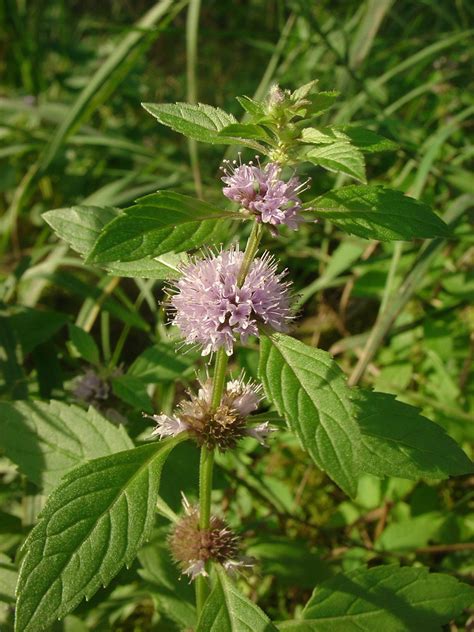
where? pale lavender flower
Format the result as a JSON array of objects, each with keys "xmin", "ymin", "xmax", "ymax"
[
  {"xmin": 225, "ymin": 377, "xmax": 261, "ymax": 416},
  {"xmin": 170, "ymin": 248, "xmax": 292, "ymax": 356},
  {"xmin": 149, "ymin": 414, "xmax": 188, "ymax": 439},
  {"xmin": 221, "ymin": 159, "xmax": 307, "ymax": 231},
  {"xmin": 246, "ymin": 421, "xmax": 275, "ymax": 446}
]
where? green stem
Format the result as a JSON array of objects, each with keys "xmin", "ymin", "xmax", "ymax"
[
  {"xmin": 195, "ymin": 445, "xmax": 214, "ymax": 614},
  {"xmin": 195, "ymin": 220, "xmax": 263, "ymax": 615},
  {"xmin": 237, "ymin": 222, "xmax": 263, "ymax": 286}
]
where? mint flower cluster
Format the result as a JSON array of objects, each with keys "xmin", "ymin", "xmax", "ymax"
[
  {"xmin": 170, "ymin": 247, "xmax": 291, "ymax": 356},
  {"xmin": 221, "ymin": 159, "xmax": 306, "ymax": 231}
]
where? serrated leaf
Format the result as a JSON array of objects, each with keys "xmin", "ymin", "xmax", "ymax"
[
  {"xmin": 354, "ymin": 390, "xmax": 473, "ymax": 480},
  {"xmin": 289, "ymin": 564, "xmax": 474, "ymax": 631},
  {"xmin": 236, "ymin": 95, "xmax": 266, "ymax": 119},
  {"xmin": 259, "ymin": 333, "xmax": 360, "ymax": 497},
  {"xmin": 305, "ymin": 91, "xmax": 339, "ymax": 117},
  {"xmin": 15, "ymin": 438, "xmax": 184, "ymax": 632},
  {"xmin": 309, "ymin": 185, "xmax": 451, "ymax": 240},
  {"xmin": 0, "ymin": 400, "xmax": 133, "ymax": 491},
  {"xmin": 43, "ymin": 206, "xmax": 118, "ymax": 255},
  {"xmin": 87, "ymin": 191, "xmax": 237, "ymax": 263},
  {"xmin": 305, "ymin": 141, "xmax": 367, "ymax": 183},
  {"xmin": 43, "ymin": 205, "xmax": 185, "ymax": 279},
  {"xmin": 68, "ymin": 324, "xmax": 100, "ymax": 365},
  {"xmin": 196, "ymin": 566, "xmax": 277, "ymax": 632},
  {"xmin": 300, "ymin": 127, "xmax": 349, "ymax": 145},
  {"xmin": 141, "ymin": 102, "xmax": 235, "ymax": 141}
]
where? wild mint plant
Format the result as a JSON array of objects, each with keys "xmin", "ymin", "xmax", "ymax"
[{"xmin": 11, "ymin": 82, "xmax": 473, "ymax": 631}]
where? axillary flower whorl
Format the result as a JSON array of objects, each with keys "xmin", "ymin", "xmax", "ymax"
[
  {"xmin": 221, "ymin": 158, "xmax": 308, "ymax": 232},
  {"xmin": 169, "ymin": 497, "xmax": 250, "ymax": 580},
  {"xmin": 170, "ymin": 247, "xmax": 292, "ymax": 357},
  {"xmin": 149, "ymin": 377, "xmax": 274, "ymax": 450}
]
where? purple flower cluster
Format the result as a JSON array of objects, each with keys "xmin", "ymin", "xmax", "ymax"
[
  {"xmin": 170, "ymin": 248, "xmax": 291, "ymax": 356},
  {"xmin": 221, "ymin": 160, "xmax": 306, "ymax": 231}
]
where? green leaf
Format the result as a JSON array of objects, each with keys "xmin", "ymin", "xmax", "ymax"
[
  {"xmin": 289, "ymin": 564, "xmax": 474, "ymax": 631},
  {"xmin": 43, "ymin": 206, "xmax": 184, "ymax": 279},
  {"xmin": 87, "ymin": 191, "xmax": 237, "ymax": 263},
  {"xmin": 218, "ymin": 123, "xmax": 275, "ymax": 145},
  {"xmin": 110, "ymin": 374, "xmax": 153, "ymax": 413},
  {"xmin": 305, "ymin": 141, "xmax": 367, "ymax": 183},
  {"xmin": 300, "ymin": 127, "xmax": 349, "ymax": 145},
  {"xmin": 9, "ymin": 307, "xmax": 68, "ymax": 355},
  {"xmin": 0, "ymin": 400, "xmax": 133, "ymax": 491},
  {"xmin": 235, "ymin": 95, "xmax": 266, "ymax": 119},
  {"xmin": 68, "ymin": 324, "xmax": 100, "ymax": 365},
  {"xmin": 15, "ymin": 438, "xmax": 184, "ymax": 632},
  {"xmin": 43, "ymin": 205, "xmax": 118, "ymax": 255},
  {"xmin": 259, "ymin": 333, "xmax": 360, "ymax": 497},
  {"xmin": 196, "ymin": 566, "xmax": 277, "ymax": 632},
  {"xmin": 354, "ymin": 390, "xmax": 473, "ymax": 480},
  {"xmin": 142, "ymin": 102, "xmax": 237, "ymax": 143},
  {"xmin": 128, "ymin": 342, "xmax": 198, "ymax": 382},
  {"xmin": 339, "ymin": 126, "xmax": 399, "ymax": 153},
  {"xmin": 305, "ymin": 91, "xmax": 340, "ymax": 117},
  {"xmin": 309, "ymin": 185, "xmax": 451, "ymax": 240}
]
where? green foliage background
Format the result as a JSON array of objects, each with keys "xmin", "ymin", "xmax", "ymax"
[{"xmin": 1, "ymin": 1, "xmax": 473, "ymax": 630}]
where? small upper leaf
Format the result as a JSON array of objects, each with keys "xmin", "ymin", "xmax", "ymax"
[
  {"xmin": 287, "ymin": 564, "xmax": 474, "ymax": 632},
  {"xmin": 196, "ymin": 567, "xmax": 277, "ymax": 632},
  {"xmin": 304, "ymin": 141, "xmax": 367, "ymax": 183},
  {"xmin": 142, "ymin": 102, "xmax": 267, "ymax": 151},
  {"xmin": 15, "ymin": 438, "xmax": 184, "ymax": 632},
  {"xmin": 309, "ymin": 185, "xmax": 451, "ymax": 240},
  {"xmin": 87, "ymin": 191, "xmax": 237, "ymax": 263},
  {"xmin": 142, "ymin": 102, "xmax": 237, "ymax": 143},
  {"xmin": 259, "ymin": 333, "xmax": 360, "ymax": 497},
  {"xmin": 354, "ymin": 390, "xmax": 473, "ymax": 480}
]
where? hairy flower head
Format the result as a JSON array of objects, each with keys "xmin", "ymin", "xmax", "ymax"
[
  {"xmin": 149, "ymin": 376, "xmax": 273, "ymax": 450},
  {"xmin": 221, "ymin": 159, "xmax": 307, "ymax": 231},
  {"xmin": 169, "ymin": 497, "xmax": 250, "ymax": 580},
  {"xmin": 170, "ymin": 247, "xmax": 292, "ymax": 356}
]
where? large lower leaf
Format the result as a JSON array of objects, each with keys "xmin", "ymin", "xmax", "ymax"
[
  {"xmin": 197, "ymin": 567, "xmax": 277, "ymax": 632},
  {"xmin": 259, "ymin": 333, "xmax": 360, "ymax": 497},
  {"xmin": 15, "ymin": 438, "xmax": 184, "ymax": 632},
  {"xmin": 0, "ymin": 400, "xmax": 133, "ymax": 491},
  {"xmin": 279, "ymin": 565, "xmax": 473, "ymax": 631},
  {"xmin": 354, "ymin": 390, "xmax": 472, "ymax": 480},
  {"xmin": 87, "ymin": 191, "xmax": 236, "ymax": 263},
  {"xmin": 43, "ymin": 205, "xmax": 184, "ymax": 279},
  {"xmin": 309, "ymin": 185, "xmax": 450, "ymax": 240}
]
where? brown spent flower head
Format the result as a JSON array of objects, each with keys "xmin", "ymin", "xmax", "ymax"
[{"xmin": 169, "ymin": 502, "xmax": 240, "ymax": 580}]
